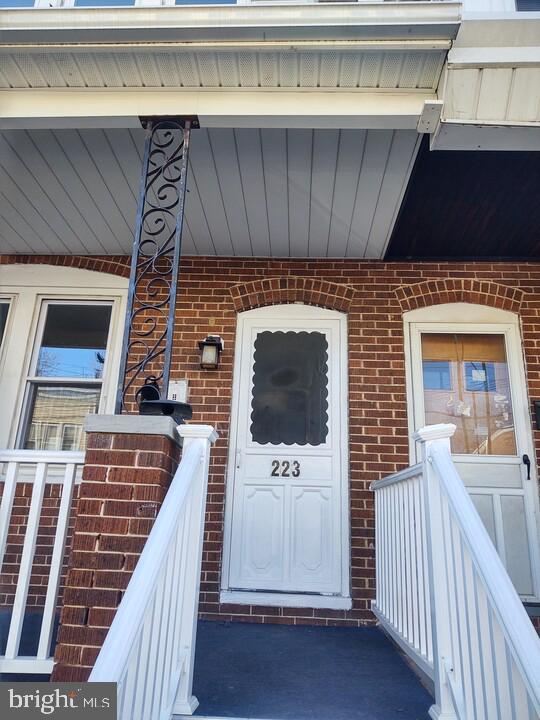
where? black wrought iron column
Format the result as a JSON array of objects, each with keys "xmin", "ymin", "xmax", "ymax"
[{"xmin": 115, "ymin": 116, "xmax": 197, "ymax": 416}]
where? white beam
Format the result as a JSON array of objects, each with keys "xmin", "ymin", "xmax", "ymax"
[
  {"xmin": 431, "ymin": 121, "xmax": 540, "ymax": 151},
  {"xmin": 0, "ymin": 90, "xmax": 434, "ymax": 130}
]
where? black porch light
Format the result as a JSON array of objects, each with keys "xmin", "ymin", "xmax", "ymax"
[{"xmin": 198, "ymin": 336, "xmax": 223, "ymax": 370}]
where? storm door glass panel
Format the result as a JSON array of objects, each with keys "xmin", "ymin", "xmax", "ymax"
[
  {"xmin": 421, "ymin": 333, "xmax": 517, "ymax": 456},
  {"xmin": 250, "ymin": 331, "xmax": 328, "ymax": 446},
  {"xmin": 23, "ymin": 303, "xmax": 112, "ymax": 451}
]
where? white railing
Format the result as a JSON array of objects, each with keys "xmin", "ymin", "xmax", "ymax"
[
  {"xmin": 0, "ymin": 449, "xmax": 85, "ymax": 675},
  {"xmin": 371, "ymin": 463, "xmax": 434, "ymax": 680},
  {"xmin": 372, "ymin": 424, "xmax": 540, "ymax": 720},
  {"xmin": 89, "ymin": 425, "xmax": 218, "ymax": 720}
]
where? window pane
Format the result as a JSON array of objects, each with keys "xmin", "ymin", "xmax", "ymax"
[
  {"xmin": 0, "ymin": 302, "xmax": 9, "ymax": 346},
  {"xmin": 74, "ymin": 0, "xmax": 134, "ymax": 5},
  {"xmin": 175, "ymin": 0, "xmax": 236, "ymax": 4},
  {"xmin": 0, "ymin": 1, "xmax": 35, "ymax": 6},
  {"xmin": 516, "ymin": 0, "xmax": 540, "ymax": 9},
  {"xmin": 250, "ymin": 331, "xmax": 328, "ymax": 446},
  {"xmin": 24, "ymin": 385, "xmax": 101, "ymax": 451},
  {"xmin": 36, "ymin": 304, "xmax": 111, "ymax": 379},
  {"xmin": 421, "ymin": 333, "xmax": 517, "ymax": 456}
]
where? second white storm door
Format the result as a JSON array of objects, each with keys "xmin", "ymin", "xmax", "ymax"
[
  {"xmin": 409, "ymin": 321, "xmax": 540, "ymax": 599},
  {"xmin": 225, "ymin": 305, "xmax": 348, "ymax": 598}
]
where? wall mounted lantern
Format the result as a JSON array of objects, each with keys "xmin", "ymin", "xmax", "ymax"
[{"xmin": 198, "ymin": 336, "xmax": 223, "ymax": 370}]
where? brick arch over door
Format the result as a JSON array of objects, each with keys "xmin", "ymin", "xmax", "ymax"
[
  {"xmin": 229, "ymin": 277, "xmax": 356, "ymax": 313},
  {"xmin": 0, "ymin": 254, "xmax": 130, "ymax": 278},
  {"xmin": 395, "ymin": 278, "xmax": 525, "ymax": 314}
]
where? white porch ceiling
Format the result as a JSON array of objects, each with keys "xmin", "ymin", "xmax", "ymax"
[{"xmin": 0, "ymin": 127, "xmax": 419, "ymax": 258}]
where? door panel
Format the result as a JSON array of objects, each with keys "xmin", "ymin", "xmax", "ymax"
[
  {"xmin": 234, "ymin": 485, "xmax": 285, "ymax": 586},
  {"xmin": 500, "ymin": 495, "xmax": 533, "ymax": 596},
  {"xmin": 291, "ymin": 486, "xmax": 335, "ymax": 588},
  {"xmin": 457, "ymin": 461, "xmax": 522, "ymax": 489},
  {"xmin": 225, "ymin": 307, "xmax": 348, "ymax": 598}
]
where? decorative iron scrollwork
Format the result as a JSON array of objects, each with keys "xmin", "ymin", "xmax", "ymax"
[{"xmin": 116, "ymin": 118, "xmax": 193, "ymax": 413}]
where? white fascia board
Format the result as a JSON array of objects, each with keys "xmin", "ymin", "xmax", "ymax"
[
  {"xmin": 448, "ymin": 46, "xmax": 540, "ymax": 66},
  {"xmin": 454, "ymin": 16, "xmax": 540, "ymax": 47},
  {"xmin": 0, "ymin": 3, "xmax": 461, "ymax": 45},
  {"xmin": 431, "ymin": 121, "xmax": 540, "ymax": 151},
  {"xmin": 0, "ymin": 88, "xmax": 435, "ymax": 130}
]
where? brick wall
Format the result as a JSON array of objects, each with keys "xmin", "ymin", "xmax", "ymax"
[
  {"xmin": 52, "ymin": 423, "xmax": 180, "ymax": 681},
  {"xmin": 2, "ymin": 255, "xmax": 540, "ymax": 630}
]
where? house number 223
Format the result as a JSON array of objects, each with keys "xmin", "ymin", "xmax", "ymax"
[{"xmin": 271, "ymin": 460, "xmax": 300, "ymax": 477}]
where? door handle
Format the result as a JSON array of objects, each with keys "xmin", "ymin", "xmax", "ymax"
[
  {"xmin": 523, "ymin": 454, "xmax": 531, "ymax": 481},
  {"xmin": 236, "ymin": 450, "xmax": 241, "ymax": 469}
]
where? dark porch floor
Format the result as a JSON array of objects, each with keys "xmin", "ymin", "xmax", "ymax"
[{"xmin": 190, "ymin": 620, "xmax": 433, "ymax": 720}]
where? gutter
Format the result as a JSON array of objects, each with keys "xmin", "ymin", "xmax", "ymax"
[{"xmin": 0, "ymin": 3, "xmax": 461, "ymax": 45}]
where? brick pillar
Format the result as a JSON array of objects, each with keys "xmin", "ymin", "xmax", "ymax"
[{"xmin": 52, "ymin": 415, "xmax": 181, "ymax": 681}]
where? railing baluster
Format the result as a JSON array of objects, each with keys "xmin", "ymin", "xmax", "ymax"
[
  {"xmin": 461, "ymin": 541, "xmax": 484, "ymax": 719},
  {"xmin": 473, "ymin": 572, "xmax": 494, "ymax": 718},
  {"xmin": 155, "ymin": 537, "xmax": 179, "ymax": 715},
  {"xmin": 374, "ymin": 489, "xmax": 381, "ymax": 612},
  {"xmin": 0, "ymin": 461, "xmax": 18, "ymax": 568},
  {"xmin": 404, "ymin": 480, "xmax": 413, "ymax": 645},
  {"xmin": 133, "ymin": 592, "xmax": 157, "ymax": 718},
  {"xmin": 37, "ymin": 462, "xmax": 77, "ymax": 660},
  {"xmin": 5, "ymin": 462, "xmax": 48, "ymax": 660}
]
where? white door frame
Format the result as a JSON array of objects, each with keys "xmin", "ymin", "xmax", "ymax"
[
  {"xmin": 220, "ymin": 303, "xmax": 351, "ymax": 610},
  {"xmin": 404, "ymin": 303, "xmax": 540, "ymax": 600}
]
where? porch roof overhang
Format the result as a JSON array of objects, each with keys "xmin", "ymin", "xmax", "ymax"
[{"xmin": 0, "ymin": 4, "xmax": 458, "ymax": 130}]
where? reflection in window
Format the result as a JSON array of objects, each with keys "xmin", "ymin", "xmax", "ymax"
[
  {"xmin": 74, "ymin": 0, "xmax": 134, "ymax": 5},
  {"xmin": 250, "ymin": 331, "xmax": 328, "ymax": 446},
  {"xmin": 422, "ymin": 361, "xmax": 451, "ymax": 391},
  {"xmin": 23, "ymin": 303, "xmax": 112, "ymax": 452},
  {"xmin": 37, "ymin": 304, "xmax": 111, "ymax": 379},
  {"xmin": 25, "ymin": 387, "xmax": 101, "ymax": 451},
  {"xmin": 421, "ymin": 333, "xmax": 517, "ymax": 456},
  {"xmin": 0, "ymin": 0, "xmax": 35, "ymax": 6}
]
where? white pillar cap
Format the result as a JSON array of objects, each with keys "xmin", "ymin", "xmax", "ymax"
[
  {"xmin": 177, "ymin": 424, "xmax": 219, "ymax": 443},
  {"xmin": 413, "ymin": 423, "xmax": 456, "ymax": 443}
]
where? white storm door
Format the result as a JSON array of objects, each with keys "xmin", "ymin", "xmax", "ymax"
[
  {"xmin": 227, "ymin": 307, "xmax": 346, "ymax": 596},
  {"xmin": 410, "ymin": 324, "xmax": 540, "ymax": 600}
]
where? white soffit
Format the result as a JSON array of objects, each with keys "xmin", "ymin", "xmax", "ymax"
[
  {"xmin": 0, "ymin": 48, "xmax": 447, "ymax": 92},
  {"xmin": 0, "ymin": 127, "xmax": 420, "ymax": 259}
]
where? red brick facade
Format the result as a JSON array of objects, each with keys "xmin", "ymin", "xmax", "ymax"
[
  {"xmin": 51, "ymin": 425, "xmax": 180, "ymax": 681},
  {"xmin": 2, "ymin": 255, "xmax": 540, "ymax": 631}
]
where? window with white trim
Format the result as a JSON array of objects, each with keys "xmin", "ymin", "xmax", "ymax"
[{"xmin": 20, "ymin": 301, "xmax": 113, "ymax": 452}]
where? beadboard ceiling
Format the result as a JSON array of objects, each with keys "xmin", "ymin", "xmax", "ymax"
[{"xmin": 0, "ymin": 127, "xmax": 420, "ymax": 258}]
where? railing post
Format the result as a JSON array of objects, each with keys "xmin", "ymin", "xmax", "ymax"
[
  {"xmin": 414, "ymin": 423, "xmax": 458, "ymax": 720},
  {"xmin": 173, "ymin": 424, "xmax": 218, "ymax": 715}
]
